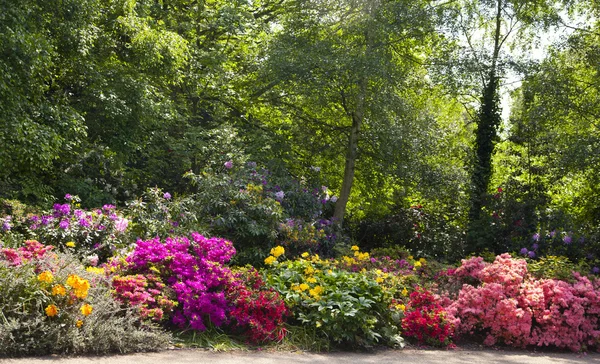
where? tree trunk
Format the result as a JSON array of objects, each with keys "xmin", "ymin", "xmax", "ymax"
[{"xmin": 333, "ymin": 77, "xmax": 366, "ymax": 224}]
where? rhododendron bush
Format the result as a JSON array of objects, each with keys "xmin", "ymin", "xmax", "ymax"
[{"xmin": 445, "ymin": 254, "xmax": 600, "ymax": 351}]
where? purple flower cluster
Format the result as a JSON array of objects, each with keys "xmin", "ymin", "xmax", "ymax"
[
  {"xmin": 124, "ymin": 233, "xmax": 237, "ymax": 331},
  {"xmin": 23, "ymin": 194, "xmax": 130, "ymax": 260}
]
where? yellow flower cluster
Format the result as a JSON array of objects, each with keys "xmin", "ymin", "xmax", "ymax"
[
  {"xmin": 66, "ymin": 274, "xmax": 90, "ymax": 299},
  {"xmin": 80, "ymin": 303, "xmax": 93, "ymax": 316},
  {"xmin": 393, "ymin": 303, "xmax": 406, "ymax": 311},
  {"xmin": 354, "ymin": 250, "xmax": 370, "ymax": 261},
  {"xmin": 270, "ymin": 246, "xmax": 285, "ymax": 258},
  {"xmin": 86, "ymin": 266, "xmax": 105, "ymax": 275},
  {"xmin": 301, "ymin": 252, "xmax": 309, "ymax": 258},
  {"xmin": 52, "ymin": 284, "xmax": 67, "ymax": 296},
  {"xmin": 264, "ymin": 255, "xmax": 277, "ymax": 265},
  {"xmin": 66, "ymin": 241, "xmax": 76, "ymax": 248},
  {"xmin": 37, "ymin": 271, "xmax": 54, "ymax": 283},
  {"xmin": 45, "ymin": 304, "xmax": 59, "ymax": 317},
  {"xmin": 309, "ymin": 285, "xmax": 323, "ymax": 299}
]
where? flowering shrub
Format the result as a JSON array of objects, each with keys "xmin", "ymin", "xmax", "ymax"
[
  {"xmin": 112, "ymin": 233, "xmax": 236, "ymax": 331},
  {"xmin": 4, "ymin": 195, "xmax": 131, "ymax": 262},
  {"xmin": 401, "ymin": 287, "xmax": 454, "ymax": 347},
  {"xmin": 276, "ymin": 218, "xmax": 342, "ymax": 258},
  {"xmin": 226, "ymin": 267, "xmax": 289, "ymax": 343},
  {"xmin": 0, "ymin": 240, "xmax": 170, "ymax": 356},
  {"xmin": 446, "ymin": 253, "xmax": 600, "ymax": 351},
  {"xmin": 111, "ymin": 234, "xmax": 289, "ymax": 343},
  {"xmin": 111, "ymin": 274, "xmax": 177, "ymax": 322},
  {"xmin": 264, "ymin": 250, "xmax": 403, "ymax": 348}
]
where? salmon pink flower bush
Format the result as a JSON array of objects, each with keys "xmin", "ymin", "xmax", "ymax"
[{"xmin": 445, "ymin": 253, "xmax": 600, "ymax": 351}]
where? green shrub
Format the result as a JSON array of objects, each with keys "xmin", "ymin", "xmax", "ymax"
[{"xmin": 264, "ymin": 251, "xmax": 402, "ymax": 348}]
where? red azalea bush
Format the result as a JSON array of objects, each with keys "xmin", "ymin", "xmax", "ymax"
[
  {"xmin": 446, "ymin": 253, "xmax": 600, "ymax": 351},
  {"xmin": 401, "ymin": 287, "xmax": 454, "ymax": 347},
  {"xmin": 226, "ymin": 267, "xmax": 289, "ymax": 343}
]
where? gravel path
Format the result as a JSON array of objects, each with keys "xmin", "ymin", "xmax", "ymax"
[{"xmin": 1, "ymin": 348, "xmax": 599, "ymax": 364}]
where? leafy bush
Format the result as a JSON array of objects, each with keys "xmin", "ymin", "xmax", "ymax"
[
  {"xmin": 124, "ymin": 187, "xmax": 204, "ymax": 241},
  {"xmin": 264, "ymin": 249, "xmax": 402, "ymax": 348},
  {"xmin": 0, "ymin": 240, "xmax": 170, "ymax": 356}
]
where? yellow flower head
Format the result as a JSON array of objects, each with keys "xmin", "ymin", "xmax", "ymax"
[
  {"xmin": 301, "ymin": 252, "xmax": 309, "ymax": 258},
  {"xmin": 270, "ymin": 246, "xmax": 285, "ymax": 258},
  {"xmin": 309, "ymin": 285, "xmax": 324, "ymax": 298},
  {"xmin": 86, "ymin": 266, "xmax": 105, "ymax": 275},
  {"xmin": 354, "ymin": 251, "xmax": 370, "ymax": 261},
  {"xmin": 66, "ymin": 241, "xmax": 76, "ymax": 248},
  {"xmin": 76, "ymin": 320, "xmax": 84, "ymax": 328},
  {"xmin": 37, "ymin": 271, "xmax": 54, "ymax": 284},
  {"xmin": 45, "ymin": 304, "xmax": 59, "ymax": 317},
  {"xmin": 413, "ymin": 261, "xmax": 422, "ymax": 268},
  {"xmin": 306, "ymin": 277, "xmax": 317, "ymax": 283},
  {"xmin": 351, "ymin": 245, "xmax": 359, "ymax": 251},
  {"xmin": 66, "ymin": 274, "xmax": 90, "ymax": 299},
  {"xmin": 80, "ymin": 303, "xmax": 93, "ymax": 316},
  {"xmin": 402, "ymin": 287, "xmax": 409, "ymax": 296},
  {"xmin": 299, "ymin": 283, "xmax": 309, "ymax": 291},
  {"xmin": 304, "ymin": 266, "xmax": 315, "ymax": 275},
  {"xmin": 264, "ymin": 255, "xmax": 277, "ymax": 265},
  {"xmin": 395, "ymin": 304, "xmax": 406, "ymax": 311},
  {"xmin": 52, "ymin": 284, "xmax": 66, "ymax": 296}
]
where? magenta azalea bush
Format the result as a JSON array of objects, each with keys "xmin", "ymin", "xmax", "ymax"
[
  {"xmin": 445, "ymin": 254, "xmax": 600, "ymax": 351},
  {"xmin": 110, "ymin": 232, "xmax": 288, "ymax": 343}
]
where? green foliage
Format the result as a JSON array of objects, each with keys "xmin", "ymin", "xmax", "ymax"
[
  {"xmin": 527, "ymin": 255, "xmax": 581, "ymax": 281},
  {"xmin": 125, "ymin": 187, "xmax": 204, "ymax": 241},
  {"xmin": 264, "ymin": 254, "xmax": 402, "ymax": 349}
]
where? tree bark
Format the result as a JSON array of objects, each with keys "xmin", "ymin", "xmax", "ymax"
[{"xmin": 333, "ymin": 76, "xmax": 366, "ymax": 224}]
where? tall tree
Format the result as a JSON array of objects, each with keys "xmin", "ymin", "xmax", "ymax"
[
  {"xmin": 251, "ymin": 0, "xmax": 441, "ymax": 224},
  {"xmin": 442, "ymin": 0, "xmax": 562, "ymax": 252}
]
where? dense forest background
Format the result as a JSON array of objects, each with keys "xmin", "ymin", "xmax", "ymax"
[{"xmin": 1, "ymin": 0, "xmax": 599, "ymax": 262}]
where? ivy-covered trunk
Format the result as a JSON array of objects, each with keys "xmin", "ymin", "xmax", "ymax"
[{"xmin": 467, "ymin": 0, "xmax": 503, "ymax": 252}]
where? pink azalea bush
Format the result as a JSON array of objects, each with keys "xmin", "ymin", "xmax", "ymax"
[{"xmin": 445, "ymin": 253, "xmax": 600, "ymax": 351}]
